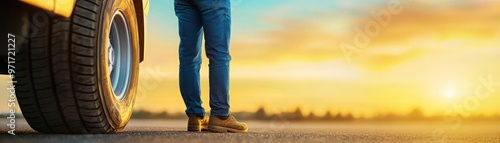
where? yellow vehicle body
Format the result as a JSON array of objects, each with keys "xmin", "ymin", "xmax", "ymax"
[{"xmin": 19, "ymin": 0, "xmax": 149, "ymax": 61}]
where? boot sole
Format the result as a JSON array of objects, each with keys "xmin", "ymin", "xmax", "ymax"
[
  {"xmin": 188, "ymin": 124, "xmax": 208, "ymax": 132},
  {"xmin": 208, "ymin": 125, "xmax": 248, "ymax": 133}
]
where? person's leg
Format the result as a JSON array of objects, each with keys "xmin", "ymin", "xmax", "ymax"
[
  {"xmin": 195, "ymin": 0, "xmax": 248, "ymax": 133},
  {"xmin": 175, "ymin": 0, "xmax": 205, "ymax": 117},
  {"xmin": 197, "ymin": 0, "xmax": 232, "ymax": 117}
]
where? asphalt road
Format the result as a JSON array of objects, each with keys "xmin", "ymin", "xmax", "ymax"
[{"xmin": 1, "ymin": 118, "xmax": 499, "ymax": 143}]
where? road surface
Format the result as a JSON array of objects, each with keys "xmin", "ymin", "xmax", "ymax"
[{"xmin": 1, "ymin": 118, "xmax": 499, "ymax": 143}]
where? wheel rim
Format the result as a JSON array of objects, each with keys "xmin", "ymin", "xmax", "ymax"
[{"xmin": 108, "ymin": 10, "xmax": 132, "ymax": 101}]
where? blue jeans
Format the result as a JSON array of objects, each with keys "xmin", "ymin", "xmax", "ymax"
[{"xmin": 174, "ymin": 0, "xmax": 231, "ymax": 117}]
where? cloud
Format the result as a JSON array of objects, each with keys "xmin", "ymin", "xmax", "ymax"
[
  {"xmin": 366, "ymin": 1, "xmax": 500, "ymax": 46},
  {"xmin": 336, "ymin": 0, "xmax": 500, "ymax": 71}
]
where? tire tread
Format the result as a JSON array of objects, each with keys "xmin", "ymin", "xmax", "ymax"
[{"xmin": 15, "ymin": 0, "xmax": 116, "ymax": 134}]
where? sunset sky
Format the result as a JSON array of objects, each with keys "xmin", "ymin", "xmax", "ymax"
[
  {"xmin": 135, "ymin": 0, "xmax": 500, "ymax": 117},
  {"xmin": 2, "ymin": 0, "xmax": 500, "ymax": 118}
]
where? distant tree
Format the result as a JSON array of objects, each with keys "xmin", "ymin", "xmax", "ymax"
[
  {"xmin": 344, "ymin": 113, "xmax": 354, "ymax": 121},
  {"xmin": 307, "ymin": 110, "xmax": 316, "ymax": 120},
  {"xmin": 132, "ymin": 110, "xmax": 153, "ymax": 119},
  {"xmin": 323, "ymin": 110, "xmax": 333, "ymax": 120},
  {"xmin": 408, "ymin": 107, "xmax": 423, "ymax": 120},
  {"xmin": 334, "ymin": 113, "xmax": 343, "ymax": 121},
  {"xmin": 382, "ymin": 112, "xmax": 398, "ymax": 120},
  {"xmin": 255, "ymin": 106, "xmax": 267, "ymax": 120},
  {"xmin": 292, "ymin": 107, "xmax": 304, "ymax": 120},
  {"xmin": 158, "ymin": 111, "xmax": 169, "ymax": 118}
]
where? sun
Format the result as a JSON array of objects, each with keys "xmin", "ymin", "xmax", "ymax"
[{"xmin": 444, "ymin": 88, "xmax": 455, "ymax": 98}]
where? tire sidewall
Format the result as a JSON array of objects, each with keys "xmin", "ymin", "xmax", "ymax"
[{"xmin": 98, "ymin": 0, "xmax": 139, "ymax": 131}]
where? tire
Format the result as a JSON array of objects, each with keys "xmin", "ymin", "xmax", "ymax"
[{"xmin": 14, "ymin": 0, "xmax": 140, "ymax": 133}]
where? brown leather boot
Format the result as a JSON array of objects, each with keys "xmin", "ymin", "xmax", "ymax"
[
  {"xmin": 187, "ymin": 115, "xmax": 208, "ymax": 131},
  {"xmin": 208, "ymin": 115, "xmax": 248, "ymax": 133}
]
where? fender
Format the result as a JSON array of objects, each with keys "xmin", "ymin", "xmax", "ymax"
[{"xmin": 18, "ymin": 0, "xmax": 148, "ymax": 62}]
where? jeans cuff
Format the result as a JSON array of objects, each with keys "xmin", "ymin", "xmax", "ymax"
[
  {"xmin": 186, "ymin": 112, "xmax": 205, "ymax": 117},
  {"xmin": 210, "ymin": 112, "xmax": 230, "ymax": 117}
]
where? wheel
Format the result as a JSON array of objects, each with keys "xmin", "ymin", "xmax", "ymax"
[{"xmin": 14, "ymin": 0, "xmax": 140, "ymax": 133}]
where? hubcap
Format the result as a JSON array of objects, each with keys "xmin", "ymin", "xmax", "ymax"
[{"xmin": 108, "ymin": 10, "xmax": 132, "ymax": 101}]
